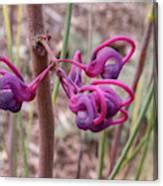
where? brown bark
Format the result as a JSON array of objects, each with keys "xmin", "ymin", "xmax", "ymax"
[{"xmin": 26, "ymin": 5, "xmax": 54, "ymax": 177}]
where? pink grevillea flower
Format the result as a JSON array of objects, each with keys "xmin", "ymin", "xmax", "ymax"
[
  {"xmin": 52, "ymin": 36, "xmax": 136, "ymax": 132},
  {"xmin": 85, "ymin": 36, "xmax": 136, "ymax": 79},
  {"xmin": 68, "ymin": 80, "xmax": 134, "ymax": 132},
  {"xmin": 57, "ymin": 64, "xmax": 134, "ymax": 132},
  {"xmin": 56, "ymin": 36, "xmax": 136, "ymax": 80},
  {"xmin": 0, "ymin": 56, "xmax": 54, "ymax": 112},
  {"xmin": 35, "ymin": 35, "xmax": 135, "ymax": 132}
]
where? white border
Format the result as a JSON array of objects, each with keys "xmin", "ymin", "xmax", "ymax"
[
  {"xmin": 0, "ymin": 0, "xmax": 155, "ymax": 5},
  {"xmin": 0, "ymin": 0, "xmax": 162, "ymax": 186}
]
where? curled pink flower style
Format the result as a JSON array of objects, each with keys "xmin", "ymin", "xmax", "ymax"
[
  {"xmin": 68, "ymin": 79, "xmax": 134, "ymax": 132},
  {"xmin": 0, "ymin": 56, "xmax": 54, "ymax": 112},
  {"xmin": 56, "ymin": 36, "xmax": 136, "ymax": 80},
  {"xmin": 85, "ymin": 36, "xmax": 136, "ymax": 79}
]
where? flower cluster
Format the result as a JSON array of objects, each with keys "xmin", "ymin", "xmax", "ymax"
[
  {"xmin": 54, "ymin": 36, "xmax": 135, "ymax": 132},
  {"xmin": 0, "ymin": 35, "xmax": 135, "ymax": 132}
]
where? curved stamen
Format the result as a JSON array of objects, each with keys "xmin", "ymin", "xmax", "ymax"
[
  {"xmin": 92, "ymin": 36, "xmax": 136, "ymax": 65},
  {"xmin": 79, "ymin": 85, "xmax": 107, "ymax": 126},
  {"xmin": 107, "ymin": 109, "xmax": 128, "ymax": 126},
  {"xmin": 91, "ymin": 79, "xmax": 134, "ymax": 107},
  {"xmin": 0, "ymin": 56, "xmax": 23, "ymax": 80}
]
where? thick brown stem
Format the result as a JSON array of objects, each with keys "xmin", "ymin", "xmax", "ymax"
[{"xmin": 26, "ymin": 5, "xmax": 54, "ymax": 177}]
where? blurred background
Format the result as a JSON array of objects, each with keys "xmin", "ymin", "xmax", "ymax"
[{"xmin": 0, "ymin": 2, "xmax": 156, "ymax": 180}]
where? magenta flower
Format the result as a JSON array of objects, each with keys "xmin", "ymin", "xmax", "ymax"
[
  {"xmin": 68, "ymin": 79, "xmax": 134, "ymax": 132},
  {"xmin": 85, "ymin": 36, "xmax": 136, "ymax": 79},
  {"xmin": 56, "ymin": 36, "xmax": 135, "ymax": 80},
  {"xmin": 54, "ymin": 36, "xmax": 136, "ymax": 132},
  {"xmin": 0, "ymin": 34, "xmax": 135, "ymax": 133},
  {"xmin": 0, "ymin": 56, "xmax": 54, "ymax": 112},
  {"xmin": 57, "ymin": 59, "xmax": 134, "ymax": 132},
  {"xmin": 86, "ymin": 47, "xmax": 123, "ymax": 79}
]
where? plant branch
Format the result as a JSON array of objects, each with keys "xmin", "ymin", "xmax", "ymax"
[{"xmin": 26, "ymin": 5, "xmax": 54, "ymax": 177}]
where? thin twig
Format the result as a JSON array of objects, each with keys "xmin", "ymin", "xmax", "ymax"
[
  {"xmin": 97, "ymin": 131, "xmax": 107, "ymax": 179},
  {"xmin": 132, "ymin": 21, "xmax": 153, "ymax": 92},
  {"xmin": 120, "ymin": 6, "xmax": 154, "ymax": 178},
  {"xmin": 108, "ymin": 6, "xmax": 154, "ymax": 177},
  {"xmin": 76, "ymin": 133, "xmax": 84, "ymax": 179},
  {"xmin": 108, "ymin": 83, "xmax": 154, "ymax": 179},
  {"xmin": 18, "ymin": 113, "xmax": 29, "ymax": 177},
  {"xmin": 2, "ymin": 5, "xmax": 18, "ymax": 177}
]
